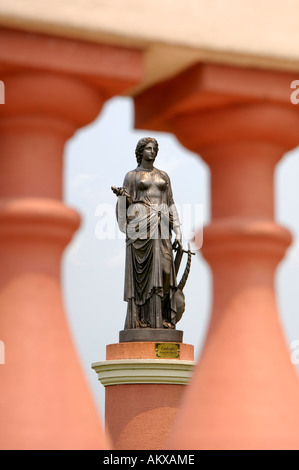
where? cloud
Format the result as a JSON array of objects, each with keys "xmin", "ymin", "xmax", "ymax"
[
  {"xmin": 64, "ymin": 237, "xmax": 88, "ymax": 267},
  {"xmin": 106, "ymin": 249, "xmax": 125, "ymax": 269},
  {"xmin": 71, "ymin": 173, "xmax": 100, "ymax": 189},
  {"xmin": 158, "ymin": 156, "xmax": 182, "ymax": 174}
]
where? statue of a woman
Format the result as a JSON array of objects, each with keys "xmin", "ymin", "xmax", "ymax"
[{"xmin": 112, "ymin": 137, "xmax": 183, "ymax": 331}]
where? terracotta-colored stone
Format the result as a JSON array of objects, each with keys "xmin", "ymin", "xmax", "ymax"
[
  {"xmin": 0, "ymin": 27, "xmax": 143, "ymax": 450},
  {"xmin": 106, "ymin": 383, "xmax": 187, "ymax": 450},
  {"xmin": 106, "ymin": 341, "xmax": 194, "ymax": 361},
  {"xmin": 103, "ymin": 342, "xmax": 195, "ymax": 450},
  {"xmin": 134, "ymin": 63, "xmax": 299, "ymax": 449}
]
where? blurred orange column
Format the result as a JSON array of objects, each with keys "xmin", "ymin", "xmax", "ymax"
[
  {"xmin": 134, "ymin": 64, "xmax": 299, "ymax": 449},
  {"xmin": 0, "ymin": 27, "xmax": 142, "ymax": 449}
]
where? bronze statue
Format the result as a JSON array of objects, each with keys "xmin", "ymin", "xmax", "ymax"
[{"xmin": 112, "ymin": 137, "xmax": 193, "ymax": 337}]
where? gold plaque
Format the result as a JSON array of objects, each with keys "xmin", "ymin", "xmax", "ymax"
[{"xmin": 155, "ymin": 343, "xmax": 180, "ymax": 359}]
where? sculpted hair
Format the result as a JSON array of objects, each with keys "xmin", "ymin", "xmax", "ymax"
[{"xmin": 135, "ymin": 137, "xmax": 159, "ymax": 165}]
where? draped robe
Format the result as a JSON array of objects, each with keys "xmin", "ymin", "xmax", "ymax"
[{"xmin": 116, "ymin": 167, "xmax": 181, "ymax": 329}]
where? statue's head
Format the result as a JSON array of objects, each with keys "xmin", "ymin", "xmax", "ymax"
[{"xmin": 135, "ymin": 137, "xmax": 159, "ymax": 165}]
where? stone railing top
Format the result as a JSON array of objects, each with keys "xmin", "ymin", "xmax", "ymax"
[{"xmin": 0, "ymin": 0, "xmax": 299, "ymax": 94}]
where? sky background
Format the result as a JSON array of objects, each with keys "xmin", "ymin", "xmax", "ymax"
[{"xmin": 62, "ymin": 95, "xmax": 299, "ymax": 420}]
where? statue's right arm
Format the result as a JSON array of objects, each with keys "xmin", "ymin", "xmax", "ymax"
[
  {"xmin": 111, "ymin": 186, "xmax": 130, "ymax": 199},
  {"xmin": 122, "ymin": 171, "xmax": 134, "ymax": 207},
  {"xmin": 114, "ymin": 171, "xmax": 135, "ymax": 233}
]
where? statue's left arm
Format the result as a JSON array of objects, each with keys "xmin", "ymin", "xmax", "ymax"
[{"xmin": 166, "ymin": 173, "xmax": 182, "ymax": 247}]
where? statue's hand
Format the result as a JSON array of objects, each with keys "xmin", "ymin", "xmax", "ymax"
[
  {"xmin": 111, "ymin": 186, "xmax": 121, "ymax": 196},
  {"xmin": 173, "ymin": 226, "xmax": 183, "ymax": 249},
  {"xmin": 111, "ymin": 186, "xmax": 130, "ymax": 198}
]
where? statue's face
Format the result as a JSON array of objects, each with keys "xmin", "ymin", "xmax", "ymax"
[{"xmin": 142, "ymin": 142, "xmax": 156, "ymax": 161}]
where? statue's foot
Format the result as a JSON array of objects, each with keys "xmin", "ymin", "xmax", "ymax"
[
  {"xmin": 138, "ymin": 320, "xmax": 150, "ymax": 328},
  {"xmin": 162, "ymin": 320, "xmax": 175, "ymax": 329}
]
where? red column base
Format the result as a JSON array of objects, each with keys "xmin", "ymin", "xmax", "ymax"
[{"xmin": 92, "ymin": 341, "xmax": 195, "ymax": 450}]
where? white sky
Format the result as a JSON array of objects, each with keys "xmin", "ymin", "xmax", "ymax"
[{"xmin": 62, "ymin": 95, "xmax": 299, "ymax": 420}]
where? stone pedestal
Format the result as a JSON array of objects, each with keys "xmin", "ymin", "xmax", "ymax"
[
  {"xmin": 119, "ymin": 328, "xmax": 184, "ymax": 343},
  {"xmin": 92, "ymin": 340, "xmax": 195, "ymax": 450}
]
